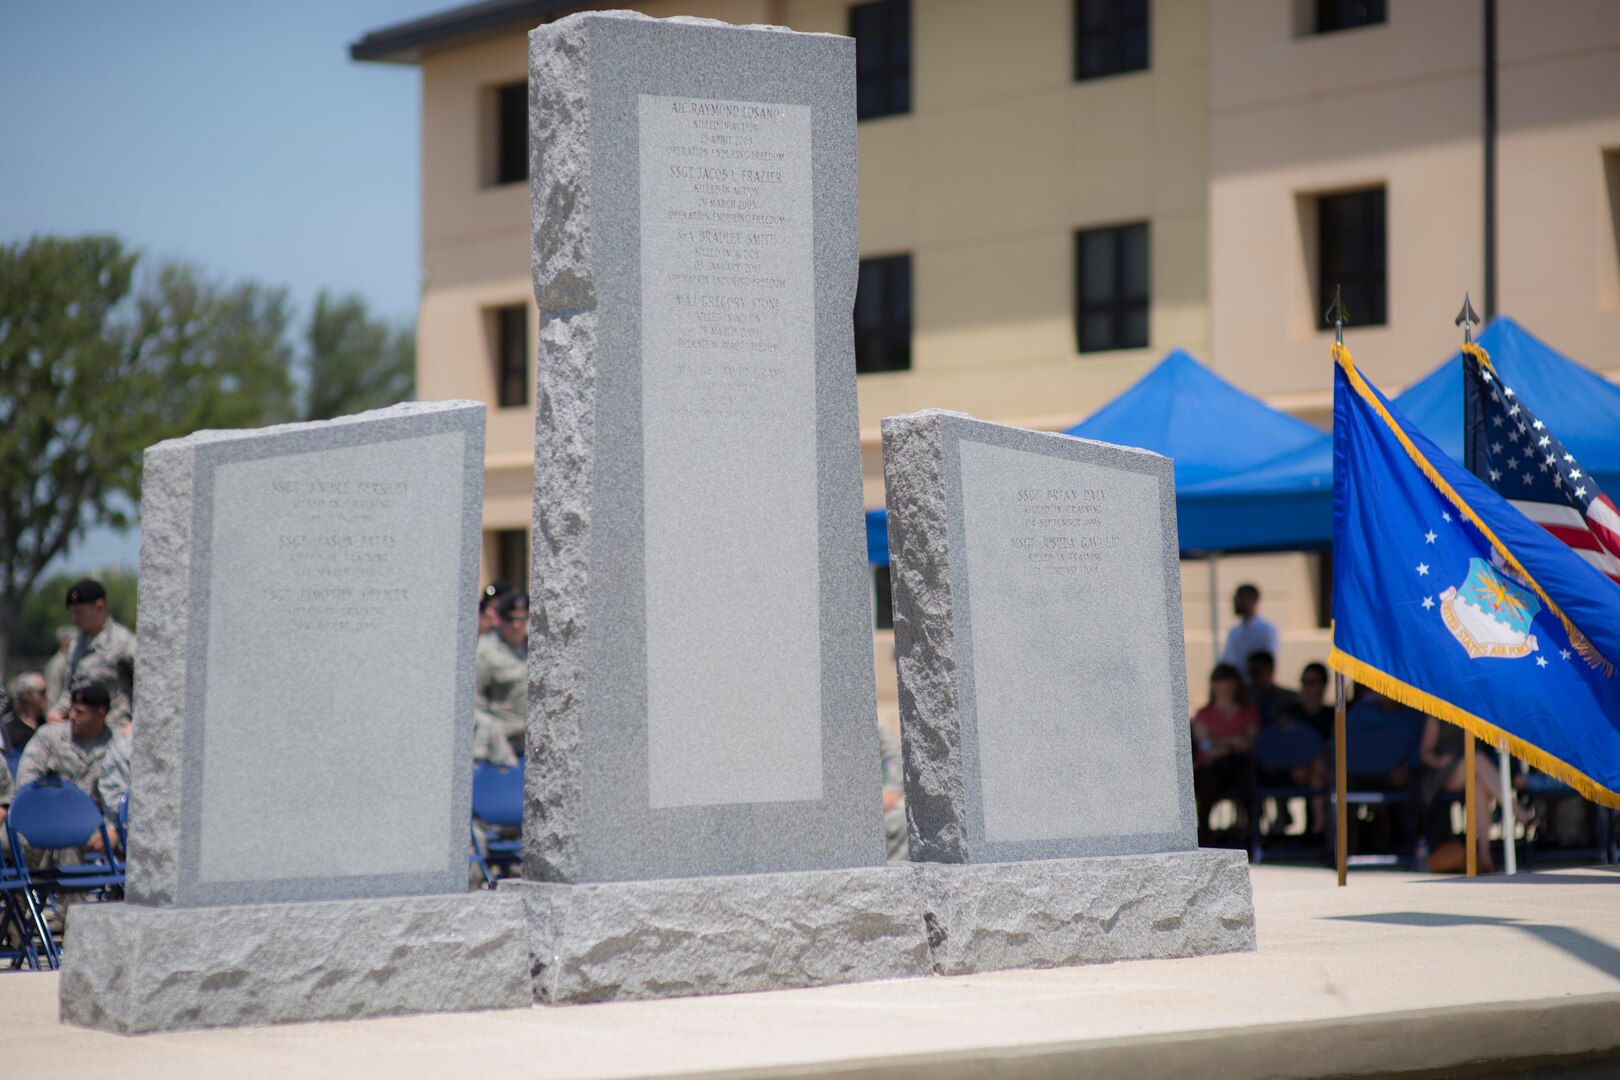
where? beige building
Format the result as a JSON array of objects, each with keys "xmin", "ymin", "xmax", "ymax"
[{"xmin": 354, "ymin": 0, "xmax": 1620, "ymax": 705}]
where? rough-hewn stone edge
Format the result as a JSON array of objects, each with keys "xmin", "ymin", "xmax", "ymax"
[
  {"xmin": 530, "ymin": 15, "xmax": 593, "ymax": 311},
  {"xmin": 882, "ymin": 410, "xmax": 972, "ymax": 863},
  {"xmin": 59, "ymin": 893, "xmax": 531, "ymax": 1035},
  {"xmin": 914, "ymin": 849, "xmax": 1256, "ymax": 977},
  {"xmin": 525, "ymin": 306, "xmax": 594, "ymax": 882},
  {"xmin": 503, "ymin": 866, "xmax": 932, "ymax": 1004},
  {"xmin": 125, "ymin": 441, "xmax": 193, "ymax": 905}
]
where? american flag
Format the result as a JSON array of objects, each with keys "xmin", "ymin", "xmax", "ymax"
[{"xmin": 1463, "ymin": 348, "xmax": 1620, "ymax": 585}]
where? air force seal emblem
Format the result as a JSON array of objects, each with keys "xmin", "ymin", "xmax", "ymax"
[{"xmin": 1438, "ymin": 557, "xmax": 1541, "ymax": 660}]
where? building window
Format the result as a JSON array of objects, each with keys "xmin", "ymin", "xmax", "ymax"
[
  {"xmin": 854, "ymin": 254, "xmax": 912, "ymax": 374},
  {"xmin": 491, "ymin": 81, "xmax": 527, "ymax": 186},
  {"xmin": 850, "ymin": 0, "xmax": 910, "ymax": 121},
  {"xmin": 1314, "ymin": 0, "xmax": 1385, "ymax": 34},
  {"xmin": 491, "ymin": 305, "xmax": 529, "ymax": 407},
  {"xmin": 494, "ymin": 529, "xmax": 529, "ymax": 591},
  {"xmin": 873, "ymin": 565, "xmax": 894, "ymax": 631},
  {"xmin": 1313, "ymin": 552, "xmax": 1333, "ymax": 630},
  {"xmin": 1317, "ymin": 188, "xmax": 1386, "ymax": 329},
  {"xmin": 1074, "ymin": 223, "xmax": 1149, "ymax": 353},
  {"xmin": 1074, "ymin": 0, "xmax": 1149, "ymax": 82}
]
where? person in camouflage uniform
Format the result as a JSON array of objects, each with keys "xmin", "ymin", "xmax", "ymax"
[
  {"xmin": 42, "ymin": 626, "xmax": 74, "ymax": 706},
  {"xmin": 476, "ymin": 591, "xmax": 528, "ymax": 756},
  {"xmin": 879, "ymin": 720, "xmax": 908, "ymax": 863},
  {"xmin": 11, "ymin": 684, "xmax": 122, "ymax": 869},
  {"xmin": 47, "ymin": 580, "xmax": 136, "ymax": 734}
]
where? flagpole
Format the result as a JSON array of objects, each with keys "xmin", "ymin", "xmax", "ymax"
[
  {"xmin": 1458, "ymin": 296, "xmax": 1482, "ymax": 879},
  {"xmin": 1329, "ymin": 286, "xmax": 1349, "ymax": 888},
  {"xmin": 1466, "ymin": 731, "xmax": 1479, "ymax": 876},
  {"xmin": 1500, "ymin": 741, "xmax": 1516, "ymax": 874}
]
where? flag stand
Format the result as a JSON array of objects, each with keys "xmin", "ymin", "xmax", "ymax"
[{"xmin": 1328, "ymin": 285, "xmax": 1349, "ymax": 888}]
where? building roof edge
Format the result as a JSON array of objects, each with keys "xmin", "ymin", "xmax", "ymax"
[{"xmin": 350, "ymin": 0, "xmax": 589, "ymax": 64}]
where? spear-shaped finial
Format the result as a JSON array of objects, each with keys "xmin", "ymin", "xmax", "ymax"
[
  {"xmin": 1324, "ymin": 285, "xmax": 1348, "ymax": 346},
  {"xmin": 1455, "ymin": 292, "xmax": 1481, "ymax": 344}
]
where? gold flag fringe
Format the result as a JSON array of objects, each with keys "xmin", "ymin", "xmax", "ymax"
[{"xmin": 1329, "ymin": 646, "xmax": 1620, "ymax": 811}]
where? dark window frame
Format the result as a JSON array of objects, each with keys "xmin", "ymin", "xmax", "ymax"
[
  {"xmin": 492, "ymin": 81, "xmax": 528, "ymax": 186},
  {"xmin": 494, "ymin": 528, "xmax": 529, "ymax": 591},
  {"xmin": 1313, "ymin": 0, "xmax": 1386, "ymax": 34},
  {"xmin": 850, "ymin": 0, "xmax": 911, "ymax": 121},
  {"xmin": 1317, "ymin": 187, "xmax": 1387, "ymax": 330},
  {"xmin": 492, "ymin": 304, "xmax": 529, "ymax": 408},
  {"xmin": 1074, "ymin": 0, "xmax": 1150, "ymax": 82},
  {"xmin": 854, "ymin": 254, "xmax": 913, "ymax": 374},
  {"xmin": 1074, "ymin": 222, "xmax": 1150, "ymax": 354},
  {"xmin": 872, "ymin": 565, "xmax": 894, "ymax": 631}
]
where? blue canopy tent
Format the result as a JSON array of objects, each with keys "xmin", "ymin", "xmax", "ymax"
[
  {"xmin": 1178, "ymin": 317, "xmax": 1620, "ymax": 553},
  {"xmin": 864, "ymin": 349, "xmax": 1325, "ymax": 563}
]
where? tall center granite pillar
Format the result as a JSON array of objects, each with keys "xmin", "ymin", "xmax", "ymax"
[{"xmin": 512, "ymin": 11, "xmax": 928, "ymax": 1003}]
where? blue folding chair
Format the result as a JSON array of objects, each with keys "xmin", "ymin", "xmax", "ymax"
[
  {"xmin": 470, "ymin": 762, "xmax": 523, "ymax": 887},
  {"xmin": 0, "ymin": 834, "xmax": 47, "ymax": 970},
  {"xmin": 1338, "ymin": 715, "xmax": 1422, "ymax": 868},
  {"xmin": 1249, "ymin": 723, "xmax": 1331, "ymax": 864},
  {"xmin": 5, "ymin": 778, "xmax": 126, "ymax": 967},
  {"xmin": 2, "ymin": 748, "xmax": 20, "ymax": 779}
]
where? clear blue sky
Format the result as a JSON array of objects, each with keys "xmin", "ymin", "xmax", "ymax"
[
  {"xmin": 1, "ymin": 0, "xmax": 450, "ymax": 572},
  {"xmin": 0, "ymin": 0, "xmax": 447, "ymax": 325}
]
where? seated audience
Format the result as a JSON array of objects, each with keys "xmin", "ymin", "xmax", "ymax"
[
  {"xmin": 1191, "ymin": 664, "xmax": 1258, "ymax": 844},
  {"xmin": 1344, "ymin": 691, "xmax": 1425, "ymax": 789},
  {"xmin": 1247, "ymin": 650, "xmax": 1299, "ymax": 727},
  {"xmin": 2, "ymin": 672, "xmax": 48, "ymax": 752},
  {"xmin": 1260, "ymin": 662, "xmax": 1333, "ymax": 835},
  {"xmin": 1418, "ymin": 715, "xmax": 1533, "ymax": 874},
  {"xmin": 12, "ymin": 684, "xmax": 123, "ymax": 870},
  {"xmin": 1275, "ymin": 662, "xmax": 1333, "ymax": 741}
]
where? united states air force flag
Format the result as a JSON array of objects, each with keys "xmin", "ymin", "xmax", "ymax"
[{"xmin": 1330, "ymin": 344, "xmax": 1620, "ymax": 808}]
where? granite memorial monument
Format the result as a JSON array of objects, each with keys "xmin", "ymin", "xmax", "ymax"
[
  {"xmin": 59, "ymin": 402, "xmax": 531, "ymax": 1034},
  {"xmin": 511, "ymin": 11, "xmax": 929, "ymax": 1002},
  {"xmin": 881, "ymin": 409, "xmax": 1256, "ymax": 975}
]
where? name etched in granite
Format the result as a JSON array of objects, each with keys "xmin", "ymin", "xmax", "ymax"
[
  {"xmin": 958, "ymin": 438, "xmax": 1183, "ymax": 845},
  {"xmin": 195, "ymin": 431, "xmax": 467, "ymax": 885},
  {"xmin": 638, "ymin": 94, "xmax": 822, "ymax": 809}
]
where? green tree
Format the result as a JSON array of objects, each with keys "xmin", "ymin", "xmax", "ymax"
[
  {"xmin": 300, "ymin": 290, "xmax": 414, "ymax": 422},
  {"xmin": 0, "ymin": 235, "xmax": 294, "ymax": 665}
]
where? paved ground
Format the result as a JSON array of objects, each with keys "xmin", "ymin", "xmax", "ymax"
[{"xmin": 6, "ymin": 864, "xmax": 1620, "ymax": 1079}]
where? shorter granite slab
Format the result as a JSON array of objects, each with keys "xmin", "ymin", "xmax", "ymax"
[
  {"xmin": 59, "ymin": 892, "xmax": 529, "ymax": 1034},
  {"xmin": 881, "ymin": 409, "xmax": 1197, "ymax": 864},
  {"xmin": 504, "ymin": 866, "xmax": 930, "ymax": 1004},
  {"xmin": 914, "ymin": 849, "xmax": 1255, "ymax": 976}
]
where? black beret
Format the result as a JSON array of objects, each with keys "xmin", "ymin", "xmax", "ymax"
[
  {"xmin": 495, "ymin": 591, "xmax": 529, "ymax": 618},
  {"xmin": 65, "ymin": 579, "xmax": 107, "ymax": 606}
]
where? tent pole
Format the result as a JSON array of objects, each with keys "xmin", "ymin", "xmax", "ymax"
[
  {"xmin": 1335, "ymin": 672, "xmax": 1348, "ymax": 887},
  {"xmin": 1208, "ymin": 555, "xmax": 1220, "ymax": 668},
  {"xmin": 1499, "ymin": 741, "xmax": 1516, "ymax": 874},
  {"xmin": 1466, "ymin": 732, "xmax": 1479, "ymax": 876}
]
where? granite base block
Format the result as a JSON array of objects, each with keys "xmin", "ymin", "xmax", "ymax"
[
  {"xmin": 504, "ymin": 865, "xmax": 932, "ymax": 1004},
  {"xmin": 59, "ymin": 892, "xmax": 531, "ymax": 1034},
  {"xmin": 915, "ymin": 849, "xmax": 1255, "ymax": 975}
]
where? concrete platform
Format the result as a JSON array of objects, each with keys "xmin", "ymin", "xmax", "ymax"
[{"xmin": 6, "ymin": 865, "xmax": 1620, "ymax": 1079}]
